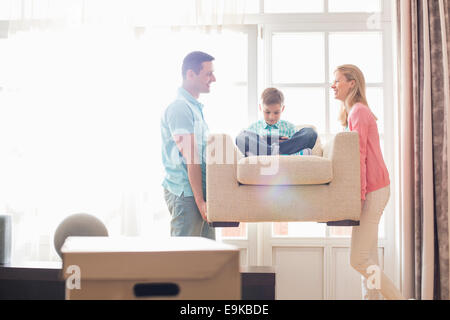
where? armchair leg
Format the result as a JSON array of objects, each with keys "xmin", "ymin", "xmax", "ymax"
[
  {"xmin": 208, "ymin": 222, "xmax": 240, "ymax": 228},
  {"xmin": 326, "ymin": 220, "xmax": 360, "ymax": 226}
]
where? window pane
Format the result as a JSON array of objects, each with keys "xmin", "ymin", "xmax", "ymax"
[
  {"xmin": 329, "ymin": 32, "xmax": 383, "ymax": 83},
  {"xmin": 244, "ymin": 0, "xmax": 260, "ymax": 14},
  {"xmin": 273, "ymin": 222, "xmax": 326, "ymax": 237},
  {"xmin": 272, "ymin": 33, "xmax": 325, "ymax": 84},
  {"xmin": 329, "ymin": 0, "xmax": 381, "ymax": 12},
  {"xmin": 220, "ymin": 223, "xmax": 247, "ymax": 239},
  {"xmin": 279, "ymin": 88, "xmax": 326, "ymax": 133},
  {"xmin": 329, "ymin": 226, "xmax": 352, "ymax": 237},
  {"xmin": 202, "ymin": 84, "xmax": 248, "ymax": 138},
  {"xmin": 265, "ymin": 0, "xmax": 324, "ymax": 13},
  {"xmin": 329, "ymin": 91, "xmax": 344, "ymax": 134}
]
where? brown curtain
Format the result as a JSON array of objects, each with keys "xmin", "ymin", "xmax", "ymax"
[{"xmin": 398, "ymin": 0, "xmax": 450, "ymax": 300}]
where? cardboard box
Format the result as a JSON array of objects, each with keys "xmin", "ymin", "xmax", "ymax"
[{"xmin": 62, "ymin": 236, "xmax": 241, "ymax": 300}]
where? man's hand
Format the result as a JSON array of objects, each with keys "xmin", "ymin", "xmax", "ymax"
[
  {"xmin": 198, "ymin": 200, "xmax": 208, "ymax": 222},
  {"xmin": 174, "ymin": 133, "xmax": 208, "ymax": 222}
]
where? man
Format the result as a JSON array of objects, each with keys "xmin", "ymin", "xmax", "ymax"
[{"xmin": 160, "ymin": 51, "xmax": 216, "ymax": 240}]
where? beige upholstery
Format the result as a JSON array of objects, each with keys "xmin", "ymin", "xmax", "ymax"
[
  {"xmin": 206, "ymin": 130, "xmax": 361, "ymax": 223},
  {"xmin": 237, "ymin": 156, "xmax": 333, "ymax": 185}
]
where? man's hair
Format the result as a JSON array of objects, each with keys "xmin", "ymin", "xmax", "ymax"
[
  {"xmin": 261, "ymin": 88, "xmax": 284, "ymax": 106},
  {"xmin": 182, "ymin": 51, "xmax": 215, "ymax": 79}
]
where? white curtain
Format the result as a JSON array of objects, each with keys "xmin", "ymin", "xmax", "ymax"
[
  {"xmin": 1, "ymin": 0, "xmax": 251, "ymax": 30},
  {"xmin": 0, "ymin": 0, "xmax": 251, "ymax": 263}
]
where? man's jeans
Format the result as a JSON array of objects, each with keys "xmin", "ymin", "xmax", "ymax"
[
  {"xmin": 164, "ymin": 189, "xmax": 216, "ymax": 240},
  {"xmin": 236, "ymin": 127, "xmax": 318, "ymax": 156}
]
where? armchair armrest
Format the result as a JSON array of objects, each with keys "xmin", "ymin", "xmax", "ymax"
[
  {"xmin": 206, "ymin": 134, "xmax": 242, "ymax": 222},
  {"xmin": 323, "ymin": 131, "xmax": 361, "ymax": 215}
]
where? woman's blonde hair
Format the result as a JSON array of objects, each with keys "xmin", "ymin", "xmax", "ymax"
[{"xmin": 335, "ymin": 64, "xmax": 376, "ymax": 128}]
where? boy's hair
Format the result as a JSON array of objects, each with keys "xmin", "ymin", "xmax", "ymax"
[
  {"xmin": 261, "ymin": 88, "xmax": 284, "ymax": 106},
  {"xmin": 182, "ymin": 51, "xmax": 215, "ymax": 80}
]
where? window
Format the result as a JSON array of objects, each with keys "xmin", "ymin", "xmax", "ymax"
[{"xmin": 266, "ymin": 20, "xmax": 389, "ymax": 240}]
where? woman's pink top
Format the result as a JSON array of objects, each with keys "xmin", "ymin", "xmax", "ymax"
[{"xmin": 348, "ymin": 103, "xmax": 390, "ymax": 200}]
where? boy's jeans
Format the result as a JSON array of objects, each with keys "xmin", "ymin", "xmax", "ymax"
[
  {"xmin": 163, "ymin": 189, "xmax": 216, "ymax": 240},
  {"xmin": 235, "ymin": 127, "xmax": 318, "ymax": 156}
]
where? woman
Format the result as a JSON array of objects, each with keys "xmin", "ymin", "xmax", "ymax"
[{"xmin": 331, "ymin": 64, "xmax": 405, "ymax": 300}]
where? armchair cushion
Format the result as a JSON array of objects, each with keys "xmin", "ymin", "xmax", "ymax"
[{"xmin": 237, "ymin": 155, "xmax": 333, "ymax": 186}]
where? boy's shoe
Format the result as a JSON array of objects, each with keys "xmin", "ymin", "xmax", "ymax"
[{"xmin": 299, "ymin": 148, "xmax": 312, "ymax": 156}]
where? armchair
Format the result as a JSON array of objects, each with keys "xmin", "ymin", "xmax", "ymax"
[{"xmin": 206, "ymin": 129, "xmax": 361, "ymax": 225}]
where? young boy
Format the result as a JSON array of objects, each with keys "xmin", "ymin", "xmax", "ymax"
[{"xmin": 236, "ymin": 88, "xmax": 317, "ymax": 157}]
